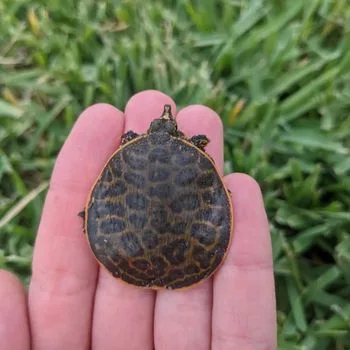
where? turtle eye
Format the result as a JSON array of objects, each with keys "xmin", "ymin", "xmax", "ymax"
[
  {"xmin": 148, "ymin": 119, "xmax": 163, "ymax": 133},
  {"xmin": 164, "ymin": 120, "xmax": 177, "ymax": 134},
  {"xmin": 148, "ymin": 119, "xmax": 177, "ymax": 134}
]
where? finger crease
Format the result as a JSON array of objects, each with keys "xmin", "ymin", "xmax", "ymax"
[
  {"xmin": 48, "ymin": 180, "xmax": 93, "ymax": 197},
  {"xmin": 31, "ymin": 266, "xmax": 96, "ymax": 298},
  {"xmin": 213, "ymin": 330, "xmax": 274, "ymax": 350},
  {"xmin": 223, "ymin": 259, "xmax": 273, "ymax": 272}
]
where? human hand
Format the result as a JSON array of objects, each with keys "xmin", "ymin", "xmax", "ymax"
[{"xmin": 0, "ymin": 90, "xmax": 276, "ymax": 349}]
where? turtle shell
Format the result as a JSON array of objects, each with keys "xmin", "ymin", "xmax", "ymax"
[{"xmin": 84, "ymin": 106, "xmax": 233, "ymax": 290}]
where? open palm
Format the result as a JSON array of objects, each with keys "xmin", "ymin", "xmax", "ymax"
[{"xmin": 1, "ymin": 90, "xmax": 276, "ymax": 350}]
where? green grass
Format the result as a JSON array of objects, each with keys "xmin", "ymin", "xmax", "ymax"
[{"xmin": 1, "ymin": 0, "xmax": 350, "ymax": 348}]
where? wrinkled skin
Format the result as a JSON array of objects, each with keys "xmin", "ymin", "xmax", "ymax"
[{"xmin": 0, "ymin": 90, "xmax": 276, "ymax": 350}]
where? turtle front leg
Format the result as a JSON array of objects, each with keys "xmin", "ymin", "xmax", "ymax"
[
  {"xmin": 121, "ymin": 131, "xmax": 139, "ymax": 145},
  {"xmin": 189, "ymin": 135, "xmax": 209, "ymax": 151}
]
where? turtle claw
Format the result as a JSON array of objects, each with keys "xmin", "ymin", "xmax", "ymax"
[
  {"xmin": 121, "ymin": 131, "xmax": 139, "ymax": 145},
  {"xmin": 189, "ymin": 135, "xmax": 209, "ymax": 151}
]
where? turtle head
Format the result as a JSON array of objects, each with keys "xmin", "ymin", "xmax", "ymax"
[{"xmin": 148, "ymin": 105, "xmax": 178, "ymax": 135}]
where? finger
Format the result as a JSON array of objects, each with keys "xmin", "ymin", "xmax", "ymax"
[
  {"xmin": 28, "ymin": 104, "xmax": 124, "ymax": 350},
  {"xmin": 212, "ymin": 173, "xmax": 276, "ymax": 350},
  {"xmin": 177, "ymin": 105, "xmax": 224, "ymax": 174},
  {"xmin": 92, "ymin": 90, "xmax": 175, "ymax": 350},
  {"xmin": 154, "ymin": 105, "xmax": 223, "ymax": 350},
  {"xmin": 124, "ymin": 89, "xmax": 176, "ymax": 133},
  {"xmin": 0, "ymin": 270, "xmax": 30, "ymax": 350}
]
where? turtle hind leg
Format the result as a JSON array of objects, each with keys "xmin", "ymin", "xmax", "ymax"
[
  {"xmin": 121, "ymin": 131, "xmax": 139, "ymax": 145},
  {"xmin": 78, "ymin": 210, "xmax": 86, "ymax": 234},
  {"xmin": 189, "ymin": 135, "xmax": 209, "ymax": 151}
]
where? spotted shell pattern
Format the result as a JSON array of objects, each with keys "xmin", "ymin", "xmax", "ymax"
[{"xmin": 85, "ymin": 113, "xmax": 232, "ymax": 290}]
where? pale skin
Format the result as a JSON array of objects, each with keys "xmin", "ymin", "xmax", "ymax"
[{"xmin": 0, "ymin": 90, "xmax": 277, "ymax": 350}]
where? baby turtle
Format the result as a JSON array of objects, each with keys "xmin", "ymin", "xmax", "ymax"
[{"xmin": 82, "ymin": 105, "xmax": 233, "ymax": 290}]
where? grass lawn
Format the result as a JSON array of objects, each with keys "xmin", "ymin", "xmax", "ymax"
[{"xmin": 1, "ymin": 0, "xmax": 350, "ymax": 348}]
